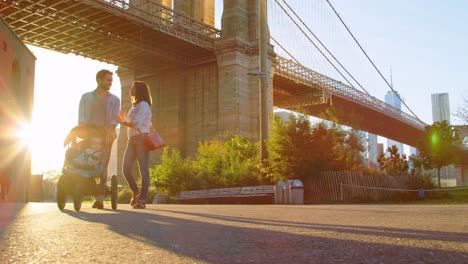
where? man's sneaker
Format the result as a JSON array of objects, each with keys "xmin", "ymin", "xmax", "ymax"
[
  {"xmin": 133, "ymin": 202, "xmax": 146, "ymax": 209},
  {"xmin": 130, "ymin": 193, "xmax": 140, "ymax": 206},
  {"xmin": 92, "ymin": 201, "xmax": 104, "ymax": 209}
]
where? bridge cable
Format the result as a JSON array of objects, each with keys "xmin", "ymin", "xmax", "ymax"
[
  {"xmin": 325, "ymin": 0, "xmax": 423, "ymax": 123},
  {"xmin": 270, "ymin": 36, "xmax": 300, "ymax": 63},
  {"xmin": 273, "ymin": 0, "xmax": 357, "ymax": 90},
  {"xmin": 276, "ymin": 0, "xmax": 372, "ymax": 97}
]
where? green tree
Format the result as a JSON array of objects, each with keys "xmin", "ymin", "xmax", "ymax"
[
  {"xmin": 377, "ymin": 145, "xmax": 409, "ymax": 176},
  {"xmin": 267, "ymin": 114, "xmax": 316, "ymax": 182},
  {"xmin": 267, "ymin": 114, "xmax": 366, "ymax": 183},
  {"xmin": 416, "ymin": 121, "xmax": 460, "ymax": 188},
  {"xmin": 454, "ymin": 98, "xmax": 468, "ymax": 125}
]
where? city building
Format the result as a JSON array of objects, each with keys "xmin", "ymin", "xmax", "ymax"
[
  {"xmin": 384, "ymin": 90, "xmax": 404, "ymax": 155},
  {"xmin": 367, "ymin": 133, "xmax": 378, "ymax": 164},
  {"xmin": 377, "ymin": 143, "xmax": 384, "ymax": 158},
  {"xmin": 431, "ymin": 93, "xmax": 457, "ymax": 186},
  {"xmin": 431, "ymin": 93, "xmax": 450, "ymax": 124},
  {"xmin": 0, "ymin": 16, "xmax": 36, "ymax": 201}
]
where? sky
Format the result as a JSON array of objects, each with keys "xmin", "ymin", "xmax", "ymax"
[
  {"xmin": 26, "ymin": 0, "xmax": 467, "ymax": 174},
  {"xmin": 267, "ymin": 0, "xmax": 468, "ymax": 125},
  {"xmin": 28, "ymin": 46, "xmax": 120, "ymax": 174}
]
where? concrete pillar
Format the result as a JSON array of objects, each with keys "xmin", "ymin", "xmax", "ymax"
[
  {"xmin": 215, "ymin": 0, "xmax": 275, "ymax": 141},
  {"xmin": 174, "ymin": 0, "xmax": 214, "ymax": 26},
  {"xmin": 116, "ymin": 67, "xmax": 134, "ymax": 180}
]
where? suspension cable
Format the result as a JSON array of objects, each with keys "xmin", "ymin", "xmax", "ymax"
[
  {"xmin": 277, "ymin": 0, "xmax": 372, "ymax": 96},
  {"xmin": 270, "ymin": 36, "xmax": 300, "ymax": 63},
  {"xmin": 325, "ymin": 0, "xmax": 423, "ymax": 123},
  {"xmin": 273, "ymin": 0, "xmax": 356, "ymax": 89}
]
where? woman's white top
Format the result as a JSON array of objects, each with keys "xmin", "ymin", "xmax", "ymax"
[{"xmin": 127, "ymin": 101, "xmax": 152, "ymax": 138}]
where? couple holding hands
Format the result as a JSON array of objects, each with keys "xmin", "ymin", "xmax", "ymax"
[{"xmin": 78, "ymin": 69, "xmax": 154, "ymax": 209}]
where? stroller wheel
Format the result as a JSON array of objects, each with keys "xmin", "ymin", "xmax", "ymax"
[
  {"xmin": 57, "ymin": 176, "xmax": 67, "ymax": 211},
  {"xmin": 111, "ymin": 175, "xmax": 118, "ymax": 210},
  {"xmin": 73, "ymin": 185, "xmax": 82, "ymax": 211}
]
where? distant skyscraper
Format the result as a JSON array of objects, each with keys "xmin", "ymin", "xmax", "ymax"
[
  {"xmin": 431, "ymin": 93, "xmax": 450, "ymax": 124},
  {"xmin": 385, "ymin": 90, "xmax": 404, "ymax": 155},
  {"xmin": 385, "ymin": 90, "xmax": 402, "ymax": 110},
  {"xmin": 431, "ymin": 93, "xmax": 453, "ymax": 184},
  {"xmin": 409, "ymin": 146, "xmax": 417, "ymax": 157},
  {"xmin": 377, "ymin": 143, "xmax": 384, "ymax": 157},
  {"xmin": 367, "ymin": 133, "xmax": 378, "ymax": 164},
  {"xmin": 408, "ymin": 146, "xmax": 418, "ymax": 173}
]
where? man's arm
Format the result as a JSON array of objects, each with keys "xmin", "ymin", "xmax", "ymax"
[
  {"xmin": 109, "ymin": 95, "xmax": 120, "ymax": 128},
  {"xmin": 78, "ymin": 93, "xmax": 87, "ymax": 125}
]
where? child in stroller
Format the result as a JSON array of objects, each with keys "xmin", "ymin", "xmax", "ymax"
[
  {"xmin": 57, "ymin": 125, "xmax": 118, "ymax": 211},
  {"xmin": 63, "ymin": 133, "xmax": 105, "ymax": 178}
]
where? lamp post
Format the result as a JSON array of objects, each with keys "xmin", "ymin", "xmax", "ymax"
[{"xmin": 259, "ymin": 0, "xmax": 268, "ymax": 163}]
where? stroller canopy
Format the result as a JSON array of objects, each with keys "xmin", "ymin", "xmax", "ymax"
[{"xmin": 64, "ymin": 125, "xmax": 106, "ymax": 147}]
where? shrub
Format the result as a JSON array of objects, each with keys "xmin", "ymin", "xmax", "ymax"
[
  {"xmin": 118, "ymin": 186, "xmax": 133, "ymax": 203},
  {"xmin": 146, "ymin": 186, "xmax": 158, "ymax": 204}
]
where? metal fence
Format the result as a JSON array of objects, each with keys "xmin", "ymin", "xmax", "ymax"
[{"xmin": 302, "ymin": 171, "xmax": 415, "ymax": 202}]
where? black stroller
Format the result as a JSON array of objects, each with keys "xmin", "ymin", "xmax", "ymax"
[{"xmin": 57, "ymin": 125, "xmax": 118, "ymax": 211}]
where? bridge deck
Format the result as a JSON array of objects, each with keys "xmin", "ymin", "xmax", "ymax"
[
  {"xmin": 274, "ymin": 57, "xmax": 426, "ymax": 146},
  {"xmin": 0, "ymin": 0, "xmax": 220, "ymax": 71}
]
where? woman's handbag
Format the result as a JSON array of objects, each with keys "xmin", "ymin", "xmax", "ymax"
[{"xmin": 144, "ymin": 132, "xmax": 166, "ymax": 151}]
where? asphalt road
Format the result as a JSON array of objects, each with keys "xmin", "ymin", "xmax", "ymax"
[{"xmin": 0, "ymin": 203, "xmax": 467, "ymax": 263}]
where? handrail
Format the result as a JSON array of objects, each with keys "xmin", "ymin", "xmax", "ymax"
[{"xmin": 88, "ymin": 0, "xmax": 221, "ymax": 49}]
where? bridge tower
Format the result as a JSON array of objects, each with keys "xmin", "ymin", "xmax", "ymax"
[
  {"xmin": 116, "ymin": 0, "xmax": 275, "ymax": 178},
  {"xmin": 174, "ymin": 0, "xmax": 215, "ymax": 26},
  {"xmin": 215, "ymin": 0, "xmax": 275, "ymax": 142}
]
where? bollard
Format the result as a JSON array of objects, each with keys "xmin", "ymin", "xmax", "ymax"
[
  {"xmin": 289, "ymin": 179, "xmax": 304, "ymax": 205},
  {"xmin": 284, "ymin": 180, "xmax": 293, "ymax": 204}
]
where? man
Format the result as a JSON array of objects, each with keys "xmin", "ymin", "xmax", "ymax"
[{"xmin": 78, "ymin": 69, "xmax": 120, "ymax": 209}]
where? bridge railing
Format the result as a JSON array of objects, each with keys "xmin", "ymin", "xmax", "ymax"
[
  {"xmin": 275, "ymin": 56, "xmax": 427, "ymax": 130},
  {"xmin": 88, "ymin": 0, "xmax": 221, "ymax": 49}
]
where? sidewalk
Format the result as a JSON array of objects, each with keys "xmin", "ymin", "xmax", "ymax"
[{"xmin": 1, "ymin": 203, "xmax": 467, "ymax": 263}]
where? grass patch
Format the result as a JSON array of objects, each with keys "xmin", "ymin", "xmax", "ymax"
[{"xmin": 399, "ymin": 188, "xmax": 468, "ymax": 204}]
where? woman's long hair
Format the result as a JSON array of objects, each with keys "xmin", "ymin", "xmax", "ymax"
[{"xmin": 132, "ymin": 81, "xmax": 152, "ymax": 106}]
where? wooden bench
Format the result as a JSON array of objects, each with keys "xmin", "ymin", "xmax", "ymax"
[{"xmin": 177, "ymin": 185, "xmax": 276, "ymax": 203}]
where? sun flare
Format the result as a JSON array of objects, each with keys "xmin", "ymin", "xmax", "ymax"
[{"xmin": 15, "ymin": 122, "xmax": 34, "ymax": 149}]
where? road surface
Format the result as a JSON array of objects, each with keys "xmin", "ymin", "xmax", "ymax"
[{"xmin": 0, "ymin": 203, "xmax": 467, "ymax": 263}]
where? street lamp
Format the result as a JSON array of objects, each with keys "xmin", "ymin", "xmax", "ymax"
[{"xmin": 259, "ymin": 0, "xmax": 268, "ymax": 164}]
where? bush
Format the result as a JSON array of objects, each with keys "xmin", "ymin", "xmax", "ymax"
[
  {"xmin": 146, "ymin": 186, "xmax": 158, "ymax": 204},
  {"xmin": 150, "ymin": 136, "xmax": 262, "ymax": 197},
  {"xmin": 118, "ymin": 186, "xmax": 133, "ymax": 203}
]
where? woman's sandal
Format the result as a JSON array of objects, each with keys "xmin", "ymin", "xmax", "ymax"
[
  {"xmin": 130, "ymin": 193, "xmax": 141, "ymax": 206},
  {"xmin": 133, "ymin": 202, "xmax": 146, "ymax": 209}
]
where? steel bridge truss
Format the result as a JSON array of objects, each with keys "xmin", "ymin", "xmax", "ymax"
[
  {"xmin": 0, "ymin": 0, "xmax": 221, "ymax": 70},
  {"xmin": 275, "ymin": 56, "xmax": 426, "ymax": 131}
]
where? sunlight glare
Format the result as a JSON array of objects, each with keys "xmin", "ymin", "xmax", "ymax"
[{"xmin": 15, "ymin": 121, "xmax": 33, "ymax": 149}]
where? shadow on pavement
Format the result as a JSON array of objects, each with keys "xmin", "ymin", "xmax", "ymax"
[
  {"xmin": 61, "ymin": 205, "xmax": 468, "ymax": 263},
  {"xmin": 157, "ymin": 209, "xmax": 468, "ymax": 244}
]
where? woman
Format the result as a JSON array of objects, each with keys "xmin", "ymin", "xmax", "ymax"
[{"xmin": 117, "ymin": 81, "xmax": 153, "ymax": 209}]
